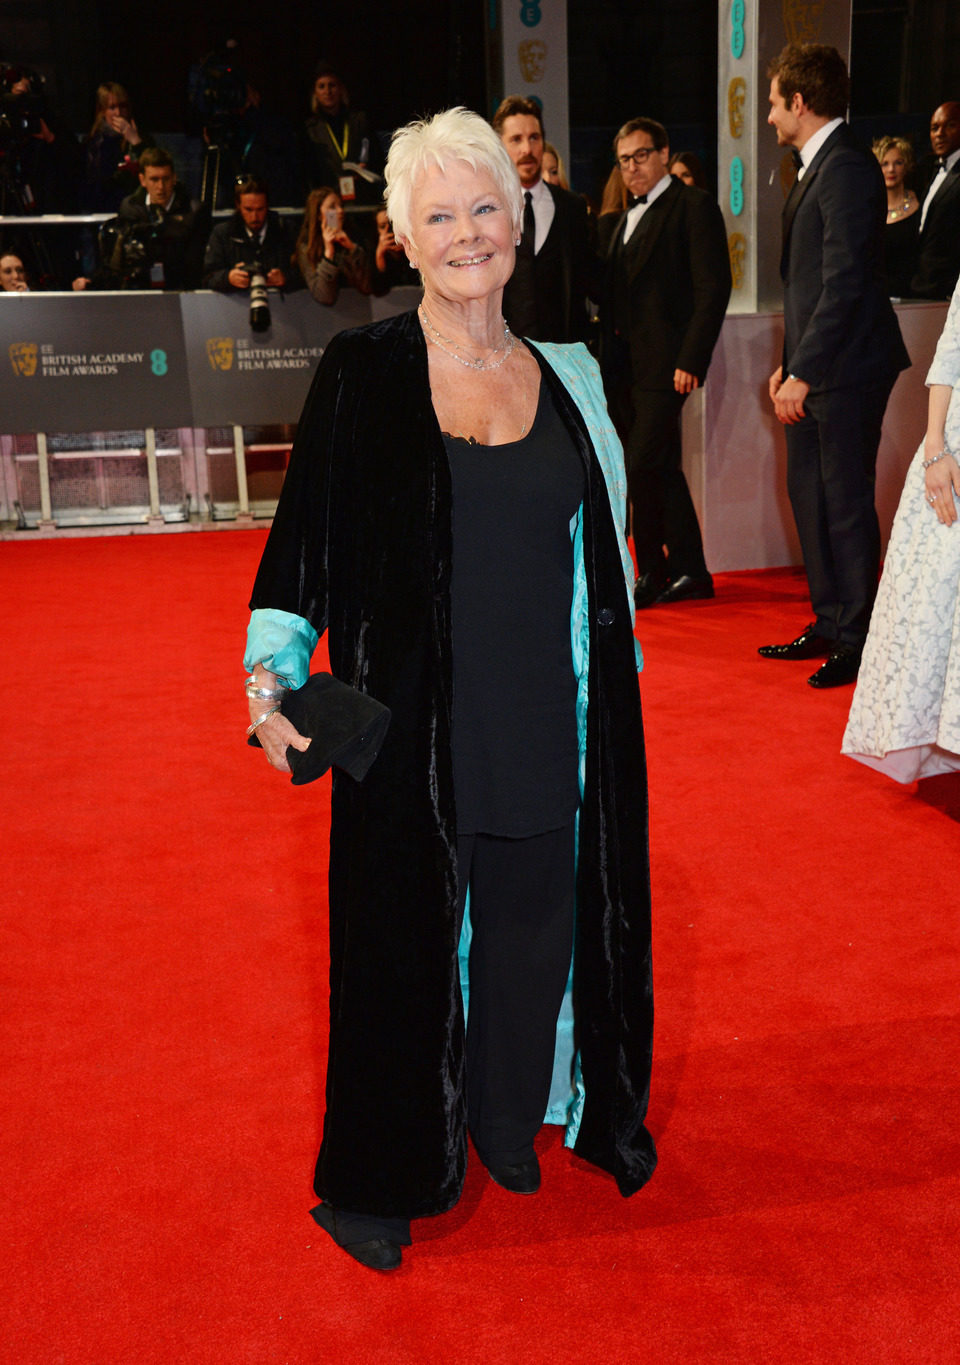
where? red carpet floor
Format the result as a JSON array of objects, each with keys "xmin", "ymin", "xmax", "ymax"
[{"xmin": 3, "ymin": 531, "xmax": 959, "ymax": 1364}]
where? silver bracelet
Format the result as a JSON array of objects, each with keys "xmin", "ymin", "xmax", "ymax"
[
  {"xmin": 246, "ymin": 704, "xmax": 281, "ymax": 737},
  {"xmin": 921, "ymin": 448, "xmax": 953, "ymax": 470},
  {"xmin": 245, "ymin": 683, "xmax": 286, "ymax": 701},
  {"xmin": 244, "ymin": 671, "xmax": 287, "ymax": 701}
]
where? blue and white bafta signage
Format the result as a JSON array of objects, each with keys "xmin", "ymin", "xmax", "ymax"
[{"xmin": 496, "ymin": 0, "xmax": 570, "ymax": 170}]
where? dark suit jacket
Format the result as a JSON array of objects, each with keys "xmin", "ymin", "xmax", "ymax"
[
  {"xmin": 502, "ymin": 182, "xmax": 598, "ymax": 344},
  {"xmin": 781, "ymin": 123, "xmax": 909, "ymax": 389},
  {"xmin": 601, "ymin": 177, "xmax": 731, "ymax": 390},
  {"xmin": 911, "ymin": 156, "xmax": 960, "ymax": 300}
]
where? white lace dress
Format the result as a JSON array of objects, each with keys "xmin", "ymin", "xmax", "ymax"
[{"xmin": 842, "ymin": 280, "xmax": 960, "ymax": 782}]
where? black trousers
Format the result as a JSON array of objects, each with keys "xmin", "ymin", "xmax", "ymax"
[
  {"xmin": 619, "ymin": 386, "xmax": 710, "ymax": 582},
  {"xmin": 456, "ymin": 822, "xmax": 576, "ymax": 1165},
  {"xmin": 785, "ymin": 375, "xmax": 897, "ymax": 647},
  {"xmin": 327, "ymin": 820, "xmax": 576, "ymax": 1243}
]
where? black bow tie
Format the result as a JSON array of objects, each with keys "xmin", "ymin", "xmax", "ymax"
[
  {"xmin": 628, "ymin": 193, "xmax": 648, "ymax": 207},
  {"xmin": 938, "ymin": 157, "xmax": 948, "ymax": 171}
]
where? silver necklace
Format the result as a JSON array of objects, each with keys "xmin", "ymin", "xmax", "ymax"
[
  {"xmin": 887, "ymin": 195, "xmax": 912, "ymax": 220},
  {"xmin": 419, "ymin": 305, "xmax": 516, "ymax": 371}
]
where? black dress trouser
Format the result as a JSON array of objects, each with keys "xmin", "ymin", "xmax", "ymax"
[
  {"xmin": 785, "ymin": 374, "xmax": 897, "ymax": 646},
  {"xmin": 329, "ymin": 820, "xmax": 576, "ymax": 1243}
]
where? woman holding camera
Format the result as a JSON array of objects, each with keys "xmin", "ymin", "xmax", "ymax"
[{"xmin": 294, "ymin": 186, "xmax": 372, "ymax": 305}]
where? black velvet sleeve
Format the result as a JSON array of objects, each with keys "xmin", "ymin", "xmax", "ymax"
[{"xmin": 248, "ymin": 328, "xmax": 357, "ymax": 635}]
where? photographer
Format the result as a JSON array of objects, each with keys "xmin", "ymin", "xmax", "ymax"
[
  {"xmin": 73, "ymin": 146, "xmax": 209, "ymax": 291},
  {"xmin": 202, "ymin": 175, "xmax": 301, "ymax": 292}
]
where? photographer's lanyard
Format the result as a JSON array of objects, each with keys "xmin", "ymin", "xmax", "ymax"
[{"xmin": 325, "ymin": 119, "xmax": 349, "ymax": 163}]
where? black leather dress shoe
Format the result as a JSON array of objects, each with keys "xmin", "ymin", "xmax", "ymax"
[
  {"xmin": 758, "ymin": 622, "xmax": 833, "ymax": 660},
  {"xmin": 484, "ymin": 1154, "xmax": 541, "ymax": 1194},
  {"xmin": 311, "ymin": 1203, "xmax": 403, "ymax": 1271},
  {"xmin": 807, "ymin": 644, "xmax": 862, "ymax": 689},
  {"xmin": 634, "ymin": 572, "xmax": 668, "ymax": 610},
  {"xmin": 653, "ymin": 574, "xmax": 715, "ymax": 605}
]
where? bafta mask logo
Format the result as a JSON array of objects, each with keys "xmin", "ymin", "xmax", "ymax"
[
  {"xmin": 728, "ymin": 78, "xmax": 746, "ymax": 139},
  {"xmin": 783, "ymin": 0, "xmax": 826, "ymax": 44},
  {"xmin": 9, "ymin": 342, "xmax": 38, "ymax": 377},
  {"xmin": 206, "ymin": 337, "xmax": 234, "ymax": 371},
  {"xmin": 518, "ymin": 39, "xmax": 548, "ymax": 84},
  {"xmin": 728, "ymin": 233, "xmax": 746, "ymax": 291}
]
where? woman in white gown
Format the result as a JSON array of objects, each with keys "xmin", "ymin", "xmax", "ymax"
[{"xmin": 842, "ymin": 278, "xmax": 960, "ymax": 782}]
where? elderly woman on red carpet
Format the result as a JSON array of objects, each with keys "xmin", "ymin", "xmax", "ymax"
[{"xmin": 243, "ymin": 107, "xmax": 655, "ymax": 1271}]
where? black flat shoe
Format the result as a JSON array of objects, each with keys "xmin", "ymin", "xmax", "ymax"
[
  {"xmin": 807, "ymin": 644, "xmax": 862, "ymax": 689},
  {"xmin": 758, "ymin": 622, "xmax": 833, "ymax": 660},
  {"xmin": 653, "ymin": 574, "xmax": 715, "ymax": 605},
  {"xmin": 310, "ymin": 1203, "xmax": 403, "ymax": 1271},
  {"xmin": 484, "ymin": 1154, "xmax": 541, "ymax": 1194}
]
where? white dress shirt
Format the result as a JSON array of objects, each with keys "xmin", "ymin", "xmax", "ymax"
[
  {"xmin": 621, "ymin": 170, "xmax": 672, "ymax": 244},
  {"xmin": 796, "ymin": 117, "xmax": 844, "ymax": 180},
  {"xmin": 523, "ymin": 176, "xmax": 556, "ymax": 254}
]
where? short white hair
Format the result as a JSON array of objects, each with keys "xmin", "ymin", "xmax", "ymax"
[{"xmin": 384, "ymin": 107, "xmax": 523, "ymax": 242}]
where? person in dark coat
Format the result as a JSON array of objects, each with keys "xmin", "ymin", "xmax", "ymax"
[
  {"xmin": 601, "ymin": 116, "xmax": 731, "ymax": 609},
  {"xmin": 762, "ymin": 43, "xmax": 910, "ymax": 688},
  {"xmin": 201, "ymin": 175, "xmax": 299, "ymax": 292},
  {"xmin": 493, "ymin": 94, "xmax": 598, "ymax": 345},
  {"xmin": 911, "ymin": 101, "xmax": 960, "ymax": 301},
  {"xmin": 243, "ymin": 107, "xmax": 656, "ymax": 1273}
]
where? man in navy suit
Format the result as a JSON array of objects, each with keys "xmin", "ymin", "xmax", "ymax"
[
  {"xmin": 911, "ymin": 101, "xmax": 960, "ymax": 300},
  {"xmin": 761, "ymin": 43, "xmax": 910, "ymax": 688},
  {"xmin": 600, "ymin": 117, "xmax": 731, "ymax": 608},
  {"xmin": 493, "ymin": 95, "xmax": 597, "ymax": 346}
]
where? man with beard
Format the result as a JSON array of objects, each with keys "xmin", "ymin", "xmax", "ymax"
[{"xmin": 492, "ymin": 95, "xmax": 596, "ymax": 344}]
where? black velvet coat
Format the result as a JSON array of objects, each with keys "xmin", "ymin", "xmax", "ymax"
[{"xmin": 250, "ymin": 310, "xmax": 656, "ymax": 1217}]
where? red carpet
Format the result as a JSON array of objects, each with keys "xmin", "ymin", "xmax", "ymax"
[{"xmin": 3, "ymin": 531, "xmax": 959, "ymax": 1363}]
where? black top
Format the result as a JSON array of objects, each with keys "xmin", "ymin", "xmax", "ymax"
[
  {"xmin": 883, "ymin": 212, "xmax": 920, "ymax": 298},
  {"xmin": 443, "ymin": 369, "xmax": 585, "ymax": 836}
]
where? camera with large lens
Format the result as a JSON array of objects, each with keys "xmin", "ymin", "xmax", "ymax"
[{"xmin": 247, "ymin": 257, "xmax": 270, "ymax": 331}]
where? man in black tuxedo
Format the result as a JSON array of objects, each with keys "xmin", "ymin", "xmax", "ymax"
[
  {"xmin": 762, "ymin": 43, "xmax": 910, "ymax": 688},
  {"xmin": 492, "ymin": 95, "xmax": 596, "ymax": 344},
  {"xmin": 911, "ymin": 101, "xmax": 960, "ymax": 300},
  {"xmin": 601, "ymin": 117, "xmax": 731, "ymax": 608}
]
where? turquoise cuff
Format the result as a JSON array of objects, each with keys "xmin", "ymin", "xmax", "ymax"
[{"xmin": 244, "ymin": 608, "xmax": 319, "ymax": 689}]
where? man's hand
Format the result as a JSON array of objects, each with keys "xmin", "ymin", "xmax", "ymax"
[
  {"xmin": 266, "ymin": 268, "xmax": 286, "ymax": 288},
  {"xmin": 771, "ymin": 371, "xmax": 810, "ymax": 425},
  {"xmin": 228, "ymin": 266, "xmax": 251, "ymax": 289},
  {"xmin": 674, "ymin": 368, "xmax": 699, "ymax": 395}
]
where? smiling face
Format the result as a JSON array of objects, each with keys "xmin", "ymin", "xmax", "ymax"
[
  {"xmin": 401, "ymin": 159, "xmax": 515, "ymax": 308},
  {"xmin": 499, "ymin": 113, "xmax": 544, "ymax": 188},
  {"xmin": 313, "ymin": 75, "xmax": 342, "ymax": 116},
  {"xmin": 767, "ymin": 77, "xmax": 803, "ymax": 148},
  {"xmin": 0, "ymin": 254, "xmax": 27, "ymax": 291}
]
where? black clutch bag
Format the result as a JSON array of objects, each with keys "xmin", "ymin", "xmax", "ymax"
[{"xmin": 248, "ymin": 672, "xmax": 391, "ymax": 785}]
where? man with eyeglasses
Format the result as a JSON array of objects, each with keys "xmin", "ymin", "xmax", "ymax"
[{"xmin": 601, "ymin": 117, "xmax": 730, "ymax": 609}]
